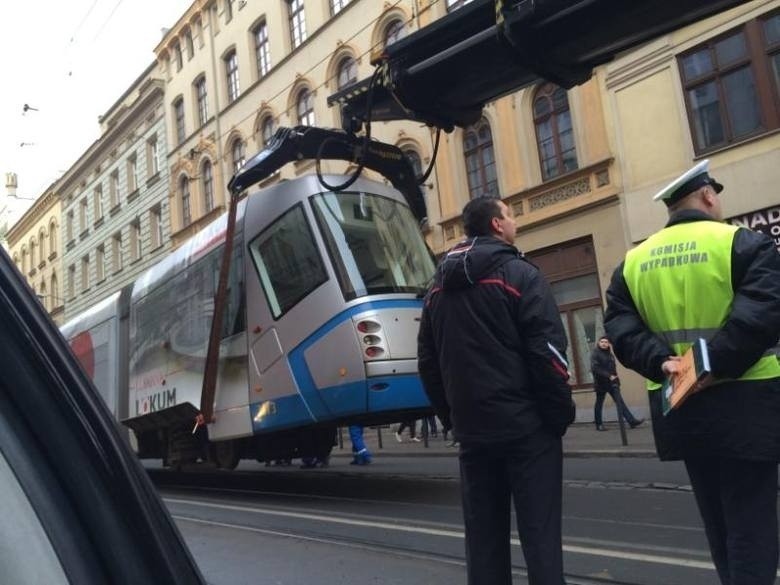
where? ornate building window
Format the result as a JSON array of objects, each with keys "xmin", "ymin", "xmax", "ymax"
[
  {"xmin": 231, "ymin": 139, "xmax": 246, "ymax": 174},
  {"xmin": 330, "ymin": 0, "xmax": 351, "ymax": 15},
  {"xmin": 130, "ymin": 220, "xmax": 142, "ymax": 262},
  {"xmin": 49, "ymin": 221, "xmax": 57, "ymax": 257},
  {"xmin": 68, "ymin": 264, "xmax": 75, "ymax": 299},
  {"xmin": 173, "ymin": 41, "xmax": 183, "ymax": 71},
  {"xmin": 50, "ymin": 272, "xmax": 59, "ymax": 306},
  {"xmin": 253, "ymin": 20, "xmax": 271, "ymax": 78},
  {"xmin": 533, "ymin": 83, "xmax": 578, "ymax": 181},
  {"xmin": 195, "ymin": 76, "xmax": 209, "ymax": 127},
  {"xmin": 112, "ymin": 232, "xmax": 123, "ymax": 273},
  {"xmin": 463, "ymin": 117, "xmax": 498, "ymax": 199},
  {"xmin": 288, "ymin": 0, "xmax": 307, "ymax": 49},
  {"xmin": 96, "ymin": 245, "xmax": 105, "ymax": 283},
  {"xmin": 403, "ymin": 149, "xmax": 423, "ymax": 180},
  {"xmin": 127, "ymin": 154, "xmax": 139, "ymax": 193},
  {"xmin": 337, "ymin": 56, "xmax": 358, "ymax": 90},
  {"xmin": 260, "ymin": 116, "xmax": 276, "ymax": 147},
  {"xmin": 180, "ymin": 176, "xmax": 192, "ymax": 228},
  {"xmin": 679, "ymin": 12, "xmax": 780, "ymax": 153},
  {"xmin": 66, "ymin": 211, "xmax": 74, "ymax": 243},
  {"xmin": 296, "ymin": 88, "xmax": 315, "ymax": 126},
  {"xmin": 184, "ymin": 29, "xmax": 194, "ymax": 59},
  {"xmin": 147, "ymin": 135, "xmax": 160, "ymax": 177},
  {"xmin": 384, "ymin": 19, "xmax": 406, "ymax": 48},
  {"xmin": 38, "ymin": 228, "xmax": 46, "ymax": 262},
  {"xmin": 150, "ymin": 206, "xmax": 163, "ymax": 250},
  {"xmin": 110, "ymin": 170, "xmax": 120, "ymax": 208},
  {"xmin": 173, "ymin": 98, "xmax": 186, "ymax": 145},
  {"xmin": 202, "ymin": 160, "xmax": 214, "ymax": 213},
  {"xmin": 224, "ymin": 50, "xmax": 240, "ymax": 103},
  {"xmin": 81, "ymin": 255, "xmax": 89, "ymax": 291},
  {"xmin": 93, "ymin": 185, "xmax": 103, "ymax": 221}
]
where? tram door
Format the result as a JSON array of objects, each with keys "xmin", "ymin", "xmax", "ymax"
[{"xmin": 244, "ymin": 202, "xmax": 344, "ymax": 430}]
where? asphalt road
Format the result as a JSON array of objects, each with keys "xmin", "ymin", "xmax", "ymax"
[{"xmin": 152, "ymin": 457, "xmax": 752, "ymax": 584}]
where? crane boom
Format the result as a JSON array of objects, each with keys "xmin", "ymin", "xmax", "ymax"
[{"xmin": 329, "ymin": 0, "xmax": 751, "ymax": 131}]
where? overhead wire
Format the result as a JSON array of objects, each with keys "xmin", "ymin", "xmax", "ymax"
[
  {"xmin": 91, "ymin": 0, "xmax": 127, "ymax": 42},
  {"xmin": 70, "ymin": 0, "xmax": 101, "ymax": 43}
]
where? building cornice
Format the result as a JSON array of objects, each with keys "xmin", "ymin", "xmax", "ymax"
[
  {"xmin": 155, "ymin": 0, "xmax": 205, "ymax": 56},
  {"xmin": 98, "ymin": 61, "xmax": 158, "ymax": 129},
  {"xmin": 57, "ymin": 79, "xmax": 165, "ymax": 197},
  {"xmin": 6, "ymin": 190, "xmax": 60, "ymax": 245}
]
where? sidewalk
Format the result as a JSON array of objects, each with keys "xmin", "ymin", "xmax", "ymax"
[{"xmin": 332, "ymin": 422, "xmax": 657, "ymax": 459}]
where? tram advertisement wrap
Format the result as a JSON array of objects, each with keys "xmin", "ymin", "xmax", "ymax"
[{"xmin": 68, "ymin": 320, "xmax": 117, "ymax": 416}]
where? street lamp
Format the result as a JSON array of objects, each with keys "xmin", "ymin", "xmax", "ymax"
[{"xmin": 22, "ymin": 104, "xmax": 39, "ymax": 114}]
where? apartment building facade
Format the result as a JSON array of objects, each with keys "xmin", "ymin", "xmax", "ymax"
[
  {"xmin": 606, "ymin": 0, "xmax": 780, "ymax": 249},
  {"xmin": 6, "ymin": 183, "xmax": 64, "ymax": 324},
  {"xmin": 154, "ymin": 0, "xmax": 441, "ymax": 247},
  {"xmin": 60, "ymin": 64, "xmax": 172, "ymax": 321}
]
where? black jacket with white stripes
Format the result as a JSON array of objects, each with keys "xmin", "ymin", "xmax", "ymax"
[{"xmin": 417, "ymin": 236, "xmax": 575, "ymax": 444}]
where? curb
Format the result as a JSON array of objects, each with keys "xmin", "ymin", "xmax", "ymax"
[{"xmin": 330, "ymin": 449, "xmax": 658, "ymax": 459}]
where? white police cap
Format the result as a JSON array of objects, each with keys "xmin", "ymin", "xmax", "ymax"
[{"xmin": 652, "ymin": 159, "xmax": 724, "ymax": 207}]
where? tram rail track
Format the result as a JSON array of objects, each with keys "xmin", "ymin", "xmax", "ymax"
[
  {"xmin": 171, "ymin": 510, "xmax": 643, "ymax": 585},
  {"xmin": 152, "ymin": 470, "xmax": 723, "ymax": 585}
]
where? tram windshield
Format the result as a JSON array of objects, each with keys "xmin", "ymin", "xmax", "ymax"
[{"xmin": 311, "ymin": 191, "xmax": 435, "ymax": 300}]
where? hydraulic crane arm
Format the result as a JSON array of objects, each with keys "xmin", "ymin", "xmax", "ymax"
[
  {"xmin": 329, "ymin": 0, "xmax": 751, "ymax": 131},
  {"xmin": 228, "ymin": 125, "xmax": 427, "ymax": 222}
]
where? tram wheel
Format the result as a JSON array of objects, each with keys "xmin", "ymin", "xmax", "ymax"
[{"xmin": 214, "ymin": 440, "xmax": 241, "ymax": 470}]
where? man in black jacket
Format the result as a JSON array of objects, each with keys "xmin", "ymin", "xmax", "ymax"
[
  {"xmin": 590, "ymin": 336, "xmax": 643, "ymax": 430},
  {"xmin": 418, "ymin": 196, "xmax": 575, "ymax": 585},
  {"xmin": 605, "ymin": 160, "xmax": 780, "ymax": 585}
]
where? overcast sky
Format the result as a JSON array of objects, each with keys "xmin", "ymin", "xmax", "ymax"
[{"xmin": 2, "ymin": 0, "xmax": 193, "ymax": 216}]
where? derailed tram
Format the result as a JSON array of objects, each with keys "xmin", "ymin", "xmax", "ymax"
[{"xmin": 61, "ymin": 127, "xmax": 436, "ymax": 469}]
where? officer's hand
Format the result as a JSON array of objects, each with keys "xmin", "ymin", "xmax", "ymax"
[{"xmin": 661, "ymin": 356, "xmax": 682, "ymax": 377}]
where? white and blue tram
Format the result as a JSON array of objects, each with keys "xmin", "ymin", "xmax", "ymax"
[{"xmin": 61, "ymin": 128, "xmax": 436, "ymax": 468}]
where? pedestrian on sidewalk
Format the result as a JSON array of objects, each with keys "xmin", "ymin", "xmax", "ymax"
[
  {"xmin": 590, "ymin": 336, "xmax": 643, "ymax": 431},
  {"xmin": 348, "ymin": 425, "xmax": 371, "ymax": 465},
  {"xmin": 605, "ymin": 160, "xmax": 780, "ymax": 585},
  {"xmin": 418, "ymin": 196, "xmax": 575, "ymax": 585},
  {"xmin": 395, "ymin": 420, "xmax": 421, "ymax": 443},
  {"xmin": 422, "ymin": 415, "xmax": 438, "ymax": 438}
]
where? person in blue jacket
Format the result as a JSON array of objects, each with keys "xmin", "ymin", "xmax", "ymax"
[{"xmin": 349, "ymin": 425, "xmax": 372, "ymax": 465}]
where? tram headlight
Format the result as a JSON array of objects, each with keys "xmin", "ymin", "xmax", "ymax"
[{"xmin": 363, "ymin": 334, "xmax": 381, "ymax": 345}]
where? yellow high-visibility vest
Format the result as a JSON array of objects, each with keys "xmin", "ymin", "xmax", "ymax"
[{"xmin": 622, "ymin": 220, "xmax": 780, "ymax": 390}]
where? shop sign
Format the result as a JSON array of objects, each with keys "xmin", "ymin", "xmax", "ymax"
[{"xmin": 727, "ymin": 205, "xmax": 780, "ymax": 252}]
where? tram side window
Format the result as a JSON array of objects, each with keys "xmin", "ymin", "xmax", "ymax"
[
  {"xmin": 248, "ymin": 204, "xmax": 327, "ymax": 318},
  {"xmin": 130, "ymin": 239, "xmax": 247, "ymax": 374},
  {"xmin": 208, "ymin": 244, "xmax": 246, "ymax": 338}
]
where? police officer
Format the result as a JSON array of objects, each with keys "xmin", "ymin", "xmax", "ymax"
[{"xmin": 605, "ymin": 160, "xmax": 780, "ymax": 585}]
